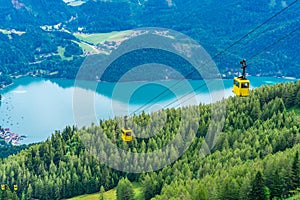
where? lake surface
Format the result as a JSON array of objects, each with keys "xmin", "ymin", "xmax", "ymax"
[{"xmin": 0, "ymin": 76, "xmax": 297, "ymax": 144}]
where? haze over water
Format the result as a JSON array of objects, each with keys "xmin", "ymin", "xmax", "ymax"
[{"xmin": 0, "ymin": 76, "xmax": 296, "ymax": 144}]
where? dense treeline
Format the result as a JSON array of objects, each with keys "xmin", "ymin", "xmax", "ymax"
[
  {"xmin": 0, "ymin": 127, "xmax": 126, "ymax": 200},
  {"xmin": 147, "ymin": 81, "xmax": 300, "ymax": 200},
  {"xmin": 78, "ymin": 48, "xmax": 204, "ymax": 82},
  {"xmin": 0, "ymin": 144, "xmax": 30, "ymax": 158},
  {"xmin": 0, "ymin": 80, "xmax": 299, "ymax": 199}
]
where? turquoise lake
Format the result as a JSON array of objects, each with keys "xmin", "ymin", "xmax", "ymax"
[{"xmin": 0, "ymin": 76, "xmax": 297, "ymax": 144}]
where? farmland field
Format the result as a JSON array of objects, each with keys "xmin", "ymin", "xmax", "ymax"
[
  {"xmin": 68, "ymin": 182, "xmax": 143, "ymax": 200},
  {"xmin": 74, "ymin": 30, "xmax": 133, "ymax": 45}
]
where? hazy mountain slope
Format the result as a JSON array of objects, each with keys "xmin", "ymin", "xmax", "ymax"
[
  {"xmin": 0, "ymin": 0, "xmax": 299, "ymax": 86},
  {"xmin": 0, "ymin": 0, "xmax": 71, "ymax": 28}
]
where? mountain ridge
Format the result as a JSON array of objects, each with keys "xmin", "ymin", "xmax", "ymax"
[{"xmin": 0, "ymin": 0, "xmax": 299, "ymax": 87}]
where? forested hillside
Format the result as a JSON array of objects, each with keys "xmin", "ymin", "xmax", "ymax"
[
  {"xmin": 0, "ymin": 144, "xmax": 30, "ymax": 158},
  {"xmin": 0, "ymin": 0, "xmax": 299, "ymax": 87},
  {"xmin": 0, "ymin": 81, "xmax": 299, "ymax": 200}
]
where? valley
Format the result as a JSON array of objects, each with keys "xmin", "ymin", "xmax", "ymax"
[
  {"xmin": 0, "ymin": 0, "xmax": 299, "ymax": 88},
  {"xmin": 0, "ymin": 1, "xmax": 299, "ymax": 200}
]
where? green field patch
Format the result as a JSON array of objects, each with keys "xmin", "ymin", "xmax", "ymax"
[
  {"xmin": 288, "ymin": 106, "xmax": 300, "ymax": 116},
  {"xmin": 72, "ymin": 40, "xmax": 110, "ymax": 55},
  {"xmin": 57, "ymin": 46, "xmax": 73, "ymax": 60},
  {"xmin": 132, "ymin": 182, "xmax": 143, "ymax": 200},
  {"xmin": 68, "ymin": 182, "xmax": 143, "ymax": 200},
  {"xmin": 63, "ymin": 0, "xmax": 86, "ymax": 6},
  {"xmin": 105, "ymin": 30, "xmax": 133, "ymax": 42},
  {"xmin": 69, "ymin": 1, "xmax": 85, "ymax": 6},
  {"xmin": 72, "ymin": 40, "xmax": 96, "ymax": 54},
  {"xmin": 285, "ymin": 193, "xmax": 300, "ymax": 200},
  {"xmin": 74, "ymin": 30, "xmax": 133, "ymax": 45}
]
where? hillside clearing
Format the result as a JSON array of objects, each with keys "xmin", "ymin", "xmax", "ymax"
[
  {"xmin": 72, "ymin": 40, "xmax": 99, "ymax": 54},
  {"xmin": 288, "ymin": 106, "xmax": 300, "ymax": 116},
  {"xmin": 68, "ymin": 182, "xmax": 143, "ymax": 200},
  {"xmin": 286, "ymin": 193, "xmax": 300, "ymax": 200},
  {"xmin": 63, "ymin": 0, "xmax": 86, "ymax": 6},
  {"xmin": 74, "ymin": 30, "xmax": 133, "ymax": 45},
  {"xmin": 57, "ymin": 46, "xmax": 73, "ymax": 60}
]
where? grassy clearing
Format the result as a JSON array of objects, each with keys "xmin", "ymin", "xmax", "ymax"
[
  {"xmin": 68, "ymin": 1, "xmax": 86, "ymax": 6},
  {"xmin": 57, "ymin": 46, "xmax": 73, "ymax": 60},
  {"xmin": 72, "ymin": 40, "xmax": 97, "ymax": 54},
  {"xmin": 288, "ymin": 106, "xmax": 300, "ymax": 116},
  {"xmin": 72, "ymin": 40, "xmax": 109, "ymax": 55},
  {"xmin": 132, "ymin": 182, "xmax": 143, "ymax": 200},
  {"xmin": 286, "ymin": 193, "xmax": 300, "ymax": 200},
  {"xmin": 68, "ymin": 182, "xmax": 143, "ymax": 200},
  {"xmin": 68, "ymin": 188, "xmax": 116, "ymax": 200},
  {"xmin": 63, "ymin": 0, "xmax": 86, "ymax": 6},
  {"xmin": 74, "ymin": 30, "xmax": 133, "ymax": 45}
]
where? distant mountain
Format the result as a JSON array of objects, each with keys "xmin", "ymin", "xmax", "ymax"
[
  {"xmin": 0, "ymin": 0, "xmax": 299, "ymax": 86},
  {"xmin": 0, "ymin": 0, "xmax": 71, "ymax": 28}
]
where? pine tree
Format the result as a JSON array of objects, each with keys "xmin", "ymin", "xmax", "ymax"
[
  {"xmin": 99, "ymin": 185, "xmax": 105, "ymax": 200},
  {"xmin": 142, "ymin": 174, "xmax": 159, "ymax": 200},
  {"xmin": 251, "ymin": 99, "xmax": 261, "ymax": 121},
  {"xmin": 116, "ymin": 178, "xmax": 134, "ymax": 200},
  {"xmin": 11, "ymin": 192, "xmax": 18, "ymax": 200},
  {"xmin": 295, "ymin": 90, "xmax": 300, "ymax": 107},
  {"xmin": 250, "ymin": 171, "xmax": 267, "ymax": 200},
  {"xmin": 220, "ymin": 177, "xmax": 239, "ymax": 200},
  {"xmin": 191, "ymin": 183, "xmax": 208, "ymax": 200},
  {"xmin": 269, "ymin": 169, "xmax": 283, "ymax": 198},
  {"xmin": 291, "ymin": 151, "xmax": 300, "ymax": 190},
  {"xmin": 26, "ymin": 183, "xmax": 33, "ymax": 200}
]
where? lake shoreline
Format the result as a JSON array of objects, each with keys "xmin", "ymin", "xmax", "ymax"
[
  {"xmin": 0, "ymin": 73, "xmax": 31, "ymax": 91},
  {"xmin": 0, "ymin": 76, "xmax": 298, "ymax": 145},
  {"xmin": 2, "ymin": 74, "xmax": 298, "ymax": 91}
]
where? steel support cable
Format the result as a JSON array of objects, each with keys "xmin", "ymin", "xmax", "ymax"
[
  {"xmin": 128, "ymin": 0, "xmax": 299, "ymax": 116},
  {"xmin": 168, "ymin": 26, "xmax": 299, "ymax": 108}
]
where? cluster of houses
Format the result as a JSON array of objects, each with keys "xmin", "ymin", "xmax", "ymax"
[{"xmin": 0, "ymin": 127, "xmax": 26, "ymax": 146}]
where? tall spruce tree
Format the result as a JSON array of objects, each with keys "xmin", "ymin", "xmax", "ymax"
[
  {"xmin": 291, "ymin": 151, "xmax": 300, "ymax": 190},
  {"xmin": 250, "ymin": 171, "xmax": 267, "ymax": 200},
  {"xmin": 116, "ymin": 178, "xmax": 134, "ymax": 200},
  {"xmin": 99, "ymin": 185, "xmax": 105, "ymax": 200}
]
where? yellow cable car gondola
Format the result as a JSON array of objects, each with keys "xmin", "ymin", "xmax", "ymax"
[
  {"xmin": 233, "ymin": 59, "xmax": 250, "ymax": 97},
  {"xmin": 121, "ymin": 116, "xmax": 133, "ymax": 142},
  {"xmin": 1, "ymin": 184, "xmax": 5, "ymax": 191},
  {"xmin": 13, "ymin": 184, "xmax": 18, "ymax": 191}
]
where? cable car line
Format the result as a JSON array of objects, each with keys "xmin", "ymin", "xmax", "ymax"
[
  {"xmin": 162, "ymin": 80, "xmax": 214, "ymax": 109},
  {"xmin": 222, "ymin": 5, "xmax": 300, "ymax": 58},
  {"xmin": 120, "ymin": 1, "xmax": 299, "ymax": 141},
  {"xmin": 157, "ymin": 11, "xmax": 300, "ymax": 108},
  {"xmin": 128, "ymin": 0, "xmax": 299, "ymax": 117},
  {"xmin": 247, "ymin": 25, "xmax": 299, "ymax": 64},
  {"xmin": 248, "ymin": 26, "xmax": 299, "ymax": 61},
  {"xmin": 166, "ymin": 27, "xmax": 300, "ymax": 108}
]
